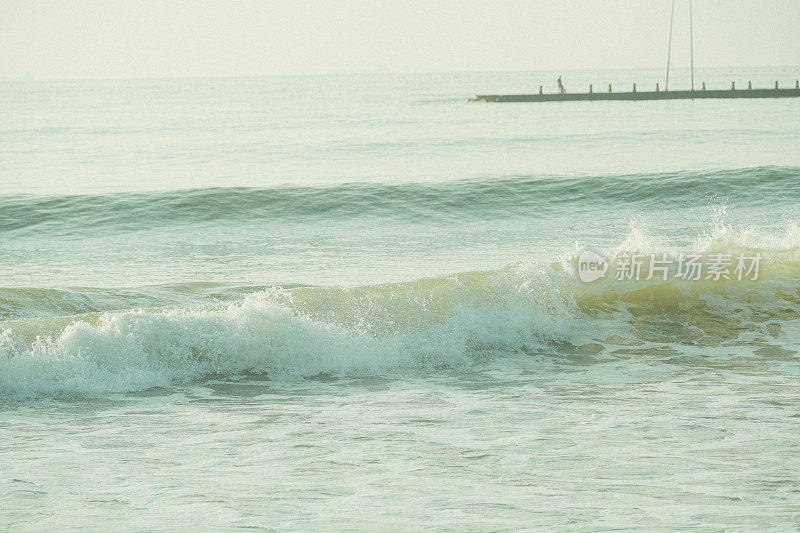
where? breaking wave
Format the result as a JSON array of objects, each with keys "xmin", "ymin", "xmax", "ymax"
[
  {"xmin": 2, "ymin": 206, "xmax": 800, "ymax": 399},
  {"xmin": 2, "ymin": 253, "xmax": 800, "ymax": 399},
  {"xmin": 0, "ymin": 264, "xmax": 581, "ymax": 399}
]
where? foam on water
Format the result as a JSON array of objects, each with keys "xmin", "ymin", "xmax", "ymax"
[{"xmin": 0, "ymin": 264, "xmax": 581, "ymax": 398}]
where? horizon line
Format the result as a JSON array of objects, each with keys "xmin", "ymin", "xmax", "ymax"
[{"xmin": 2, "ymin": 64, "xmax": 800, "ymax": 83}]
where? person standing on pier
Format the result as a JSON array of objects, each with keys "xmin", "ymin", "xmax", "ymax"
[{"xmin": 557, "ymin": 75, "xmax": 566, "ymax": 93}]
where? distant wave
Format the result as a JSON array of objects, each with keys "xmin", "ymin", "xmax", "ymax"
[{"xmin": 1, "ymin": 166, "xmax": 798, "ymax": 237}]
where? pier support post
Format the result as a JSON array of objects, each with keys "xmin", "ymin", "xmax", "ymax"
[
  {"xmin": 775, "ymin": 80, "xmax": 779, "ymax": 90},
  {"xmin": 539, "ymin": 85, "xmax": 542, "ymax": 94},
  {"xmin": 633, "ymin": 83, "xmax": 636, "ymax": 92},
  {"xmin": 589, "ymin": 84, "xmax": 592, "ymax": 93},
  {"xmin": 656, "ymin": 83, "xmax": 659, "ymax": 92},
  {"xmin": 702, "ymin": 82, "xmax": 705, "ymax": 90}
]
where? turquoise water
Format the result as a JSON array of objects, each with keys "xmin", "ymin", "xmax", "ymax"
[{"xmin": 2, "ymin": 68, "xmax": 800, "ymax": 529}]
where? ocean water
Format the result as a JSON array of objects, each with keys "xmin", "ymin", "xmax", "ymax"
[{"xmin": 2, "ymin": 68, "xmax": 800, "ymax": 530}]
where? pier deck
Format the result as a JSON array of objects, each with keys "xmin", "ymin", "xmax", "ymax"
[{"xmin": 470, "ymin": 88, "xmax": 800, "ymax": 103}]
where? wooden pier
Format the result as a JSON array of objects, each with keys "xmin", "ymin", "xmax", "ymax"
[{"xmin": 470, "ymin": 82, "xmax": 800, "ymax": 103}]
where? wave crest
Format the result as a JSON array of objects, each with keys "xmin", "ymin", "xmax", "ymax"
[{"xmin": 2, "ymin": 166, "xmax": 799, "ymax": 236}]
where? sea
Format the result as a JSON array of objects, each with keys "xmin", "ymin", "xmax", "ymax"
[{"xmin": 2, "ymin": 67, "xmax": 800, "ymax": 530}]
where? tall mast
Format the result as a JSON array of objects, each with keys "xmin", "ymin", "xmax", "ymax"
[
  {"xmin": 665, "ymin": 0, "xmax": 675, "ymax": 91},
  {"xmin": 689, "ymin": 0, "xmax": 694, "ymax": 91}
]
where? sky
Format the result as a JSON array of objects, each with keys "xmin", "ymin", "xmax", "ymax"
[{"xmin": 2, "ymin": 0, "xmax": 799, "ymax": 80}]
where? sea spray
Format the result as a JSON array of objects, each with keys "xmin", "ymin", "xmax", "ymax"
[{"xmin": 0, "ymin": 264, "xmax": 583, "ymax": 398}]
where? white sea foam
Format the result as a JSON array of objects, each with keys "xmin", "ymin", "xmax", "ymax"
[{"xmin": 0, "ymin": 264, "xmax": 583, "ymax": 398}]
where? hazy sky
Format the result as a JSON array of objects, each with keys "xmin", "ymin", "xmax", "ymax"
[{"xmin": 2, "ymin": 0, "xmax": 799, "ymax": 79}]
